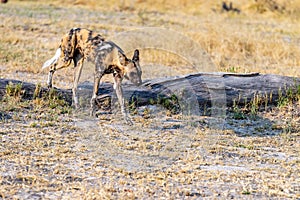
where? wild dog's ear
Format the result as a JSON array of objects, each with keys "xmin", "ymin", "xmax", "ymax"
[
  {"xmin": 60, "ymin": 28, "xmax": 77, "ymax": 63},
  {"xmin": 132, "ymin": 49, "xmax": 139, "ymax": 62}
]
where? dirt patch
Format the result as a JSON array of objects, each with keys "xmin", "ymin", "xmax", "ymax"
[{"xmin": 1, "ymin": 99, "xmax": 299, "ymax": 198}]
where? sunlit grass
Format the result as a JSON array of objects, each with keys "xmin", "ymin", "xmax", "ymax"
[{"xmin": 1, "ymin": 0, "xmax": 299, "ymax": 82}]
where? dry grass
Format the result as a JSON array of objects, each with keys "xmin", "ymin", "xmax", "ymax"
[
  {"xmin": 1, "ymin": 0, "xmax": 300, "ymax": 81},
  {"xmin": 0, "ymin": 0, "xmax": 300, "ymax": 199},
  {"xmin": 1, "ymin": 96, "xmax": 299, "ymax": 198}
]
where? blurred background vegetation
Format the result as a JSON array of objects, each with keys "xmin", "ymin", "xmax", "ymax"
[{"xmin": 1, "ymin": 0, "xmax": 300, "ymax": 86}]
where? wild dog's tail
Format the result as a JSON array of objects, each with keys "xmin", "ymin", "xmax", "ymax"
[{"xmin": 42, "ymin": 48, "xmax": 61, "ymax": 69}]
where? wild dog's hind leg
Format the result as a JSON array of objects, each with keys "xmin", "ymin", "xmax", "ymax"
[
  {"xmin": 72, "ymin": 56, "xmax": 84, "ymax": 109},
  {"xmin": 113, "ymin": 73, "xmax": 132, "ymax": 125},
  {"xmin": 90, "ymin": 70, "xmax": 104, "ymax": 116},
  {"xmin": 47, "ymin": 69, "xmax": 55, "ymax": 88}
]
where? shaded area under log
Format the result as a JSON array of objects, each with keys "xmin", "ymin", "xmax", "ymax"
[{"xmin": 1, "ymin": 73, "xmax": 299, "ymax": 113}]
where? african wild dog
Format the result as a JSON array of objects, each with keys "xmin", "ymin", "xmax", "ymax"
[{"xmin": 42, "ymin": 28, "xmax": 142, "ymax": 124}]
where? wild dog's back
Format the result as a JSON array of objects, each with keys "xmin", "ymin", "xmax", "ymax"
[
  {"xmin": 74, "ymin": 28, "xmax": 105, "ymax": 55},
  {"xmin": 60, "ymin": 28, "xmax": 105, "ymax": 64}
]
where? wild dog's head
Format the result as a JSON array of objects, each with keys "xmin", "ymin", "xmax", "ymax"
[{"xmin": 123, "ymin": 49, "xmax": 142, "ymax": 86}]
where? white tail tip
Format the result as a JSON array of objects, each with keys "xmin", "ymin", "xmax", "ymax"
[{"xmin": 42, "ymin": 48, "xmax": 61, "ymax": 69}]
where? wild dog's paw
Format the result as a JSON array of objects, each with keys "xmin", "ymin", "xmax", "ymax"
[
  {"xmin": 124, "ymin": 116, "xmax": 133, "ymax": 125},
  {"xmin": 90, "ymin": 108, "xmax": 97, "ymax": 117},
  {"xmin": 73, "ymin": 97, "xmax": 80, "ymax": 110},
  {"xmin": 47, "ymin": 84, "xmax": 52, "ymax": 89},
  {"xmin": 73, "ymin": 103, "xmax": 81, "ymax": 110},
  {"xmin": 90, "ymin": 98, "xmax": 98, "ymax": 117}
]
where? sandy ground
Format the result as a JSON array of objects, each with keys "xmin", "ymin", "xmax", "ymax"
[{"xmin": 1, "ymin": 96, "xmax": 299, "ymax": 198}]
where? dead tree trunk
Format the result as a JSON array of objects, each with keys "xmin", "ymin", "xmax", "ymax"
[{"xmin": 0, "ymin": 73, "xmax": 299, "ymax": 112}]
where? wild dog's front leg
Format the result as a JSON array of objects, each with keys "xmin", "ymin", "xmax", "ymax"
[
  {"xmin": 72, "ymin": 58, "xmax": 84, "ymax": 109},
  {"xmin": 90, "ymin": 71, "xmax": 103, "ymax": 116},
  {"xmin": 113, "ymin": 74, "xmax": 132, "ymax": 125}
]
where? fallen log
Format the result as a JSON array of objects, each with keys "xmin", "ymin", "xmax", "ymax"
[{"xmin": 0, "ymin": 73, "xmax": 299, "ymax": 113}]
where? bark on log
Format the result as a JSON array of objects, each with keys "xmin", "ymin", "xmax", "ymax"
[{"xmin": 0, "ymin": 73, "xmax": 299, "ymax": 113}]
